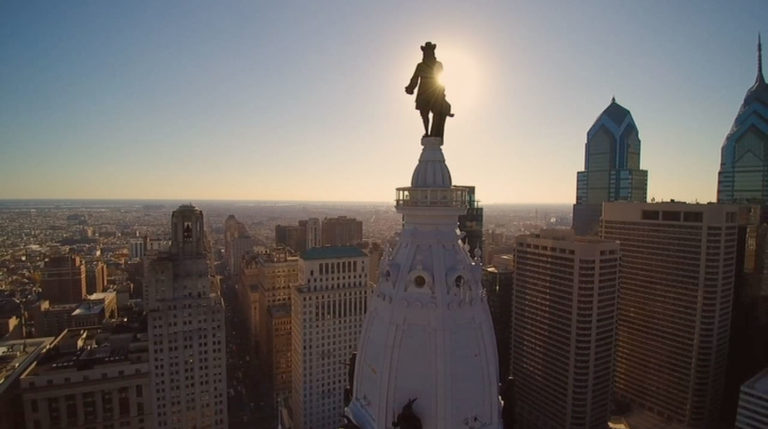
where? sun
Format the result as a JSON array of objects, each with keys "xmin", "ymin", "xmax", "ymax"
[{"xmin": 434, "ymin": 47, "xmax": 483, "ymax": 111}]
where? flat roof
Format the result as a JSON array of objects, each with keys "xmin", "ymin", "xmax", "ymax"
[
  {"xmin": 300, "ymin": 246, "xmax": 366, "ymax": 260},
  {"xmin": 0, "ymin": 338, "xmax": 53, "ymax": 393},
  {"xmin": 744, "ymin": 367, "xmax": 768, "ymax": 395}
]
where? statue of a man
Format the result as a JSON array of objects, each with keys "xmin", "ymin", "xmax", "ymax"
[{"xmin": 405, "ymin": 42, "xmax": 454, "ymax": 138}]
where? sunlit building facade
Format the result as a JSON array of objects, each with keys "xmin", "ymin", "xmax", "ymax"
[
  {"xmin": 290, "ymin": 246, "xmax": 369, "ymax": 429},
  {"xmin": 144, "ymin": 205, "xmax": 228, "ymax": 428},
  {"xmin": 602, "ymin": 202, "xmax": 738, "ymax": 427}
]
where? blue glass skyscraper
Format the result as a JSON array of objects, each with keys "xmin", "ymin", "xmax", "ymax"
[
  {"xmin": 718, "ymin": 36, "xmax": 768, "ymax": 209},
  {"xmin": 573, "ymin": 98, "xmax": 648, "ymax": 235}
]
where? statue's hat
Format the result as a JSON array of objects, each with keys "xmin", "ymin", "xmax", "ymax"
[{"xmin": 421, "ymin": 41, "xmax": 437, "ymax": 51}]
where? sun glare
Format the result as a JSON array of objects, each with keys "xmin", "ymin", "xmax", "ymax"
[{"xmin": 435, "ymin": 47, "xmax": 483, "ymax": 111}]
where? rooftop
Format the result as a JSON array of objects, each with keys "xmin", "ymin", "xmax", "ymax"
[
  {"xmin": 743, "ymin": 367, "xmax": 768, "ymax": 395},
  {"xmin": 300, "ymin": 246, "xmax": 366, "ymax": 260},
  {"xmin": 0, "ymin": 337, "xmax": 53, "ymax": 394},
  {"xmin": 26, "ymin": 327, "xmax": 147, "ymax": 376}
]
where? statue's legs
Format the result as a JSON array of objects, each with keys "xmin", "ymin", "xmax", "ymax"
[
  {"xmin": 430, "ymin": 114, "xmax": 445, "ymax": 137},
  {"xmin": 420, "ymin": 110, "xmax": 430, "ymax": 136}
]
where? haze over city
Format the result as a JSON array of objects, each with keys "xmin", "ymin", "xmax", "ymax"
[{"xmin": 1, "ymin": 1, "xmax": 767, "ymax": 203}]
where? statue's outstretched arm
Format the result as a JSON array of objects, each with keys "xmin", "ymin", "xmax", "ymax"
[{"xmin": 405, "ymin": 65, "xmax": 420, "ymax": 94}]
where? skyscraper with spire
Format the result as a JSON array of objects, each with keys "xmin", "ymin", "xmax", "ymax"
[
  {"xmin": 573, "ymin": 98, "xmax": 648, "ymax": 235},
  {"xmin": 716, "ymin": 35, "xmax": 768, "ymax": 425},
  {"xmin": 718, "ymin": 34, "xmax": 768, "ymax": 209}
]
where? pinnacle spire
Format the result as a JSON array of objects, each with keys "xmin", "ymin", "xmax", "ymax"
[{"xmin": 758, "ymin": 33, "xmax": 765, "ymax": 84}]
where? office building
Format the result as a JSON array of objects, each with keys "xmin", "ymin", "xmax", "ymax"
[
  {"xmin": 301, "ymin": 218, "xmax": 322, "ymax": 250},
  {"xmin": 144, "ymin": 204, "xmax": 228, "ymax": 428},
  {"xmin": 276, "ymin": 224, "xmax": 307, "ymax": 253},
  {"xmin": 266, "ymin": 303, "xmax": 292, "ymax": 400},
  {"xmin": 0, "ymin": 337, "xmax": 52, "ymax": 429},
  {"xmin": 512, "ymin": 230, "xmax": 619, "ymax": 428},
  {"xmin": 718, "ymin": 36, "xmax": 768, "ymax": 209},
  {"xmin": 347, "ymin": 137, "xmax": 501, "ymax": 428},
  {"xmin": 86, "ymin": 261, "xmax": 108, "ymax": 294},
  {"xmin": 321, "ymin": 216, "xmax": 362, "ymax": 247},
  {"xmin": 20, "ymin": 328, "xmax": 152, "ymax": 429},
  {"xmin": 716, "ymin": 37, "xmax": 768, "ymax": 423},
  {"xmin": 130, "ymin": 238, "xmax": 146, "ymax": 260},
  {"xmin": 735, "ymin": 367, "xmax": 768, "ymax": 428},
  {"xmin": 602, "ymin": 202, "xmax": 738, "ymax": 426},
  {"xmin": 40, "ymin": 255, "xmax": 87, "ymax": 305},
  {"xmin": 290, "ymin": 246, "xmax": 369, "ymax": 429},
  {"xmin": 482, "ymin": 265, "xmax": 514, "ymax": 381},
  {"xmin": 457, "ymin": 185, "xmax": 484, "ymax": 258},
  {"xmin": 224, "ymin": 215, "xmax": 254, "ymax": 277},
  {"xmin": 573, "ymin": 98, "xmax": 648, "ymax": 235}
]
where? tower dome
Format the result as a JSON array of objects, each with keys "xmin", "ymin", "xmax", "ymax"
[{"xmin": 346, "ymin": 136, "xmax": 501, "ymax": 428}]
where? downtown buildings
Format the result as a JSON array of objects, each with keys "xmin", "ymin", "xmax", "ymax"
[{"xmin": 144, "ymin": 204, "xmax": 228, "ymax": 428}]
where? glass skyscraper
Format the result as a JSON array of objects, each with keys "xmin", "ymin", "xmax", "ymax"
[
  {"xmin": 572, "ymin": 98, "xmax": 648, "ymax": 235},
  {"xmin": 717, "ymin": 36, "xmax": 768, "ymax": 209}
]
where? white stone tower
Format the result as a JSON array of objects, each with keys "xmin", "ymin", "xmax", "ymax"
[{"xmin": 346, "ymin": 137, "xmax": 501, "ymax": 428}]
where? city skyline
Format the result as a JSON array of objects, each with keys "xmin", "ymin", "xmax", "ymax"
[{"xmin": 1, "ymin": 1, "xmax": 767, "ymax": 203}]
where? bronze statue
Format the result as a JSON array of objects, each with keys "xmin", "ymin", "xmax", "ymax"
[{"xmin": 405, "ymin": 42, "xmax": 454, "ymax": 138}]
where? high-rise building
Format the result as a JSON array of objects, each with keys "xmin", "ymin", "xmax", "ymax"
[
  {"xmin": 735, "ymin": 367, "xmax": 768, "ymax": 428},
  {"xmin": 20, "ymin": 327, "xmax": 152, "ymax": 429},
  {"xmin": 512, "ymin": 230, "xmax": 619, "ymax": 428},
  {"xmin": 321, "ymin": 216, "xmax": 363, "ymax": 247},
  {"xmin": 290, "ymin": 246, "xmax": 369, "ymax": 429},
  {"xmin": 130, "ymin": 238, "xmax": 146, "ymax": 260},
  {"xmin": 573, "ymin": 98, "xmax": 648, "ymax": 235},
  {"xmin": 276, "ymin": 224, "xmax": 307, "ymax": 253},
  {"xmin": 85, "ymin": 261, "xmax": 108, "ymax": 294},
  {"xmin": 482, "ymin": 265, "xmax": 514, "ymax": 382},
  {"xmin": 40, "ymin": 255, "xmax": 87, "ymax": 305},
  {"xmin": 602, "ymin": 202, "xmax": 738, "ymax": 426},
  {"xmin": 254, "ymin": 247, "xmax": 298, "ymax": 400},
  {"xmin": 718, "ymin": 36, "xmax": 768, "ymax": 209},
  {"xmin": 457, "ymin": 185, "xmax": 484, "ymax": 258},
  {"xmin": 224, "ymin": 215, "xmax": 254, "ymax": 277},
  {"xmin": 716, "ymin": 38, "xmax": 768, "ymax": 424},
  {"xmin": 301, "ymin": 218, "xmax": 322, "ymax": 250},
  {"xmin": 144, "ymin": 204, "xmax": 228, "ymax": 428},
  {"xmin": 347, "ymin": 137, "xmax": 501, "ymax": 428}
]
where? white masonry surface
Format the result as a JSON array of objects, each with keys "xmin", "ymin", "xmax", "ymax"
[{"xmin": 347, "ymin": 136, "xmax": 502, "ymax": 428}]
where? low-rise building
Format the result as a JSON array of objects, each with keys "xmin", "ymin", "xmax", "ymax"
[{"xmin": 20, "ymin": 327, "xmax": 152, "ymax": 429}]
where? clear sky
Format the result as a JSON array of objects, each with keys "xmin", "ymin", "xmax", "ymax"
[{"xmin": 1, "ymin": 1, "xmax": 766, "ymax": 203}]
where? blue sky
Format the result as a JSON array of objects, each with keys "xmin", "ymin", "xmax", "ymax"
[{"xmin": 1, "ymin": 1, "xmax": 766, "ymax": 203}]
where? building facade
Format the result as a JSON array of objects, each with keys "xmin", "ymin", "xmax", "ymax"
[
  {"xmin": 290, "ymin": 246, "xmax": 369, "ymax": 429},
  {"xmin": 718, "ymin": 37, "xmax": 768, "ymax": 209},
  {"xmin": 735, "ymin": 367, "xmax": 768, "ymax": 428},
  {"xmin": 86, "ymin": 261, "xmax": 108, "ymax": 295},
  {"xmin": 144, "ymin": 204, "xmax": 228, "ymax": 428},
  {"xmin": 20, "ymin": 328, "xmax": 151, "ymax": 429},
  {"xmin": 602, "ymin": 202, "xmax": 738, "ymax": 426},
  {"xmin": 40, "ymin": 255, "xmax": 87, "ymax": 305},
  {"xmin": 482, "ymin": 265, "xmax": 514, "ymax": 382},
  {"xmin": 321, "ymin": 216, "xmax": 363, "ymax": 247},
  {"xmin": 512, "ymin": 230, "xmax": 619, "ymax": 428},
  {"xmin": 457, "ymin": 185, "xmax": 484, "ymax": 258},
  {"xmin": 573, "ymin": 98, "xmax": 648, "ymax": 235},
  {"xmin": 224, "ymin": 215, "xmax": 254, "ymax": 277}
]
